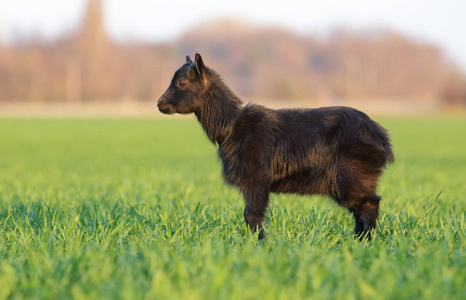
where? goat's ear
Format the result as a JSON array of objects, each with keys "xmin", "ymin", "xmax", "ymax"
[
  {"xmin": 195, "ymin": 53, "xmax": 206, "ymax": 77},
  {"xmin": 186, "ymin": 55, "xmax": 193, "ymax": 64}
]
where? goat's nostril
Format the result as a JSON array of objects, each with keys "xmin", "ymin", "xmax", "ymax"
[{"xmin": 157, "ymin": 98, "xmax": 164, "ymax": 105}]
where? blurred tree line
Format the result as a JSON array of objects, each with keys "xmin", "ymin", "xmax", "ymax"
[{"xmin": 0, "ymin": 1, "xmax": 465, "ymax": 106}]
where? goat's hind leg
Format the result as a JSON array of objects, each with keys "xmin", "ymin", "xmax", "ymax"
[
  {"xmin": 349, "ymin": 195, "xmax": 380, "ymax": 241},
  {"xmin": 339, "ymin": 144, "xmax": 385, "ymax": 241}
]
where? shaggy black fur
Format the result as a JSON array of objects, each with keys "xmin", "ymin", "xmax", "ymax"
[{"xmin": 158, "ymin": 53, "xmax": 394, "ymax": 240}]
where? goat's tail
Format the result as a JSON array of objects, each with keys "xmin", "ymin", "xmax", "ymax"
[
  {"xmin": 384, "ymin": 140, "xmax": 395, "ymax": 164},
  {"xmin": 376, "ymin": 123, "xmax": 395, "ymax": 165}
]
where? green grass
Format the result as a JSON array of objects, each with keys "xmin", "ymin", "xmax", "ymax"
[{"xmin": 0, "ymin": 116, "xmax": 465, "ymax": 299}]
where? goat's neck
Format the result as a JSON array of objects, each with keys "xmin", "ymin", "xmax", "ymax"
[{"xmin": 195, "ymin": 84, "xmax": 242, "ymax": 146}]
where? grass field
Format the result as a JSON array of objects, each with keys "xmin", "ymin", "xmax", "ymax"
[{"xmin": 0, "ymin": 116, "xmax": 465, "ymax": 299}]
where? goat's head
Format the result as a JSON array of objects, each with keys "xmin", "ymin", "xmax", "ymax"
[{"xmin": 157, "ymin": 53, "xmax": 207, "ymax": 115}]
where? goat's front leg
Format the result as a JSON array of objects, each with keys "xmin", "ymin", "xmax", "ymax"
[{"xmin": 243, "ymin": 189, "xmax": 269, "ymax": 240}]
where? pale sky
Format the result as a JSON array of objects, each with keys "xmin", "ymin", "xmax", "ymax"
[{"xmin": 0, "ymin": 0, "xmax": 465, "ymax": 71}]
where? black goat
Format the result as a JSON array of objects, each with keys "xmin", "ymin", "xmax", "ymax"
[{"xmin": 157, "ymin": 53, "xmax": 394, "ymax": 240}]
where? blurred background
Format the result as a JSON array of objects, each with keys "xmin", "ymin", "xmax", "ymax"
[{"xmin": 0, "ymin": 0, "xmax": 465, "ymax": 115}]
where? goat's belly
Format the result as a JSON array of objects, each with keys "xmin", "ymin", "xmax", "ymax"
[{"xmin": 270, "ymin": 169, "xmax": 332, "ymax": 195}]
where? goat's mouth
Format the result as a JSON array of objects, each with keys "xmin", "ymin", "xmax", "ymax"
[{"xmin": 158, "ymin": 103, "xmax": 175, "ymax": 114}]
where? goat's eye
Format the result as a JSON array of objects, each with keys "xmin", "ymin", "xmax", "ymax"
[{"xmin": 178, "ymin": 80, "xmax": 188, "ymax": 88}]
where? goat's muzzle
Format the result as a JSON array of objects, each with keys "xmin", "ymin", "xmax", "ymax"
[{"xmin": 157, "ymin": 96, "xmax": 174, "ymax": 114}]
